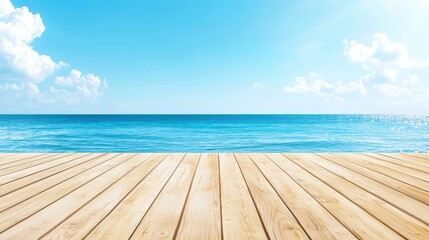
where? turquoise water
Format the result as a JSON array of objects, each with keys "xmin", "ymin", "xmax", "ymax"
[{"xmin": 0, "ymin": 115, "xmax": 428, "ymax": 152}]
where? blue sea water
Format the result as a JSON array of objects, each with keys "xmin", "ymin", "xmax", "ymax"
[{"xmin": 0, "ymin": 114, "xmax": 428, "ymax": 152}]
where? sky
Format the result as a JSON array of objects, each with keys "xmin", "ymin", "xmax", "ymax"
[{"xmin": 1, "ymin": 0, "xmax": 429, "ymax": 114}]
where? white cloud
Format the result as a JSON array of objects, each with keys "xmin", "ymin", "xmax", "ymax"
[
  {"xmin": 0, "ymin": 81, "xmax": 53, "ymax": 102},
  {"xmin": 374, "ymin": 84, "xmax": 411, "ymax": 97},
  {"xmin": 0, "ymin": 0, "xmax": 106, "ymax": 104},
  {"xmin": 252, "ymin": 82, "xmax": 265, "ymax": 90},
  {"xmin": 403, "ymin": 74, "xmax": 419, "ymax": 85},
  {"xmin": 0, "ymin": 0, "xmax": 65, "ymax": 82},
  {"xmin": 55, "ymin": 69, "xmax": 106, "ymax": 99},
  {"xmin": 344, "ymin": 33, "xmax": 428, "ymax": 82},
  {"xmin": 284, "ymin": 73, "xmax": 366, "ymax": 99},
  {"xmin": 287, "ymin": 33, "xmax": 428, "ymax": 102}
]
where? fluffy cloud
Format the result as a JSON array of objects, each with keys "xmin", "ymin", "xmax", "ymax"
[
  {"xmin": 0, "ymin": 0, "xmax": 64, "ymax": 81},
  {"xmin": 344, "ymin": 33, "xmax": 428, "ymax": 82},
  {"xmin": 284, "ymin": 73, "xmax": 366, "ymax": 99},
  {"xmin": 374, "ymin": 84, "xmax": 410, "ymax": 97},
  {"xmin": 286, "ymin": 33, "xmax": 428, "ymax": 100},
  {"xmin": 0, "ymin": 0, "xmax": 106, "ymax": 104},
  {"xmin": 51, "ymin": 69, "xmax": 107, "ymax": 103}
]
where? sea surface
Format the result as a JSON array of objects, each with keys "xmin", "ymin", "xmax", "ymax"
[{"xmin": 0, "ymin": 114, "xmax": 428, "ymax": 152}]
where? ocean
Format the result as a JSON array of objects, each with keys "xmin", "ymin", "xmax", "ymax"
[{"xmin": 0, "ymin": 114, "xmax": 428, "ymax": 152}]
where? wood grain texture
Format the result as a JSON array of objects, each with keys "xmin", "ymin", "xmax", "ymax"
[
  {"xmin": 219, "ymin": 153, "xmax": 268, "ymax": 240},
  {"xmin": 269, "ymin": 153, "xmax": 404, "ymax": 240},
  {"xmin": 249, "ymin": 153, "xmax": 357, "ymax": 240},
  {"xmin": 0, "ymin": 153, "xmax": 428, "ymax": 240},
  {"xmin": 235, "ymin": 153, "xmax": 309, "ymax": 240},
  {"xmin": 319, "ymin": 153, "xmax": 429, "ymax": 205},
  {"xmin": 84, "ymin": 153, "xmax": 185, "ymax": 239},
  {"xmin": 286, "ymin": 153, "xmax": 429, "ymax": 240},
  {"xmin": 41, "ymin": 153, "xmax": 165, "ymax": 240},
  {"xmin": 176, "ymin": 153, "xmax": 222, "ymax": 240},
  {"xmin": 130, "ymin": 153, "xmax": 200, "ymax": 240}
]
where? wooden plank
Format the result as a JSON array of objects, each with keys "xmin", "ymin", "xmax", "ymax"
[
  {"xmin": 0, "ymin": 153, "xmax": 89, "ymax": 186},
  {"xmin": 398, "ymin": 153, "xmax": 429, "ymax": 162},
  {"xmin": 41, "ymin": 153, "xmax": 167, "ymax": 240},
  {"xmin": 130, "ymin": 153, "xmax": 201, "ymax": 239},
  {"xmin": 0, "ymin": 153, "xmax": 104, "ymax": 197},
  {"xmin": 130, "ymin": 153, "xmax": 200, "ymax": 239},
  {"xmin": 365, "ymin": 153, "xmax": 429, "ymax": 174},
  {"xmin": 0, "ymin": 153, "xmax": 46, "ymax": 167},
  {"xmin": 249, "ymin": 153, "xmax": 357, "ymax": 240},
  {"xmin": 339, "ymin": 153, "xmax": 429, "ymax": 182},
  {"xmin": 84, "ymin": 153, "xmax": 185, "ymax": 240},
  {"xmin": 335, "ymin": 154, "xmax": 429, "ymax": 192},
  {"xmin": 0, "ymin": 153, "xmax": 62, "ymax": 174},
  {"xmin": 176, "ymin": 153, "xmax": 222, "ymax": 240},
  {"xmin": 0, "ymin": 153, "xmax": 134, "ymax": 232},
  {"xmin": 235, "ymin": 153, "xmax": 309, "ymax": 240},
  {"xmin": 0, "ymin": 154, "xmax": 119, "ymax": 212},
  {"xmin": 0, "ymin": 154, "xmax": 151, "ymax": 239},
  {"xmin": 219, "ymin": 153, "xmax": 268, "ymax": 240},
  {"xmin": 384, "ymin": 153, "xmax": 429, "ymax": 166},
  {"xmin": 267, "ymin": 153, "xmax": 404, "ymax": 240},
  {"xmin": 309, "ymin": 153, "xmax": 429, "ymax": 225},
  {"xmin": 286, "ymin": 153, "xmax": 429, "ymax": 240},
  {"xmin": 319, "ymin": 153, "xmax": 429, "ymax": 205}
]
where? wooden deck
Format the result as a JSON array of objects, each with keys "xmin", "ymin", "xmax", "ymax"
[{"xmin": 0, "ymin": 153, "xmax": 428, "ymax": 239}]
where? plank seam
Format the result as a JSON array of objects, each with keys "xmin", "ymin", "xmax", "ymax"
[
  {"xmin": 314, "ymin": 153, "xmax": 429, "ymax": 225},
  {"xmin": 246, "ymin": 153, "xmax": 312, "ymax": 240},
  {"xmin": 0, "ymin": 153, "xmax": 120, "ymax": 213},
  {"xmin": 40, "ymin": 153, "xmax": 166, "ymax": 239},
  {"xmin": 0, "ymin": 153, "xmax": 106, "ymax": 197},
  {"xmin": 0, "ymin": 153, "xmax": 98, "ymax": 197},
  {"xmin": 0, "ymin": 153, "xmax": 75, "ymax": 181},
  {"xmin": 0, "ymin": 153, "xmax": 47, "ymax": 168},
  {"xmin": 366, "ymin": 153, "xmax": 429, "ymax": 174},
  {"xmin": 0, "ymin": 153, "xmax": 62, "ymax": 173},
  {"xmin": 333, "ymin": 154, "xmax": 429, "ymax": 192},
  {"xmin": 282, "ymin": 154, "xmax": 410, "ymax": 239},
  {"xmin": 316, "ymin": 153, "xmax": 429, "ymax": 206},
  {"xmin": 172, "ymin": 153, "xmax": 202, "ymax": 240},
  {"xmin": 127, "ymin": 153, "xmax": 188, "ymax": 240},
  {"xmin": 0, "ymin": 153, "xmax": 137, "ymax": 233},
  {"xmin": 232, "ymin": 153, "xmax": 270, "ymax": 240}
]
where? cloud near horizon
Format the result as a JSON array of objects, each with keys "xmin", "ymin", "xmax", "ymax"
[
  {"xmin": 285, "ymin": 33, "xmax": 428, "ymax": 101},
  {"xmin": 0, "ymin": 0, "xmax": 106, "ymax": 104}
]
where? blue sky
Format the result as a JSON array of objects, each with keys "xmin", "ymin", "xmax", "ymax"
[{"xmin": 1, "ymin": 0, "xmax": 429, "ymax": 114}]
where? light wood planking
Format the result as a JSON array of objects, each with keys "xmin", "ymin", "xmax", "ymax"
[
  {"xmin": 219, "ymin": 153, "xmax": 268, "ymax": 240},
  {"xmin": 286, "ymin": 153, "xmax": 429, "ymax": 240},
  {"xmin": 335, "ymin": 153, "xmax": 429, "ymax": 192},
  {"xmin": 268, "ymin": 153, "xmax": 404, "ymax": 240},
  {"xmin": 235, "ymin": 153, "xmax": 309, "ymax": 239},
  {"xmin": 0, "ymin": 153, "xmax": 428, "ymax": 240},
  {"xmin": 319, "ymin": 153, "xmax": 429, "ymax": 205},
  {"xmin": 42, "ymin": 153, "xmax": 167, "ymax": 240},
  {"xmin": 249, "ymin": 153, "xmax": 357, "ymax": 240},
  {"xmin": 176, "ymin": 153, "xmax": 222, "ymax": 240},
  {"xmin": 0, "ymin": 153, "xmax": 46, "ymax": 168},
  {"xmin": 366, "ymin": 153, "xmax": 429, "ymax": 174},
  {"xmin": 0, "ymin": 153, "xmax": 104, "ymax": 197},
  {"xmin": 130, "ymin": 153, "xmax": 200, "ymax": 239},
  {"xmin": 83, "ymin": 153, "xmax": 185, "ymax": 240},
  {"xmin": 0, "ymin": 153, "xmax": 64, "ymax": 175},
  {"xmin": 307, "ymin": 153, "xmax": 429, "ymax": 225},
  {"xmin": 0, "ymin": 153, "xmax": 132, "ymax": 232},
  {"xmin": 0, "ymin": 153, "xmax": 118, "ymax": 212},
  {"xmin": 0, "ymin": 153, "xmax": 149, "ymax": 239}
]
